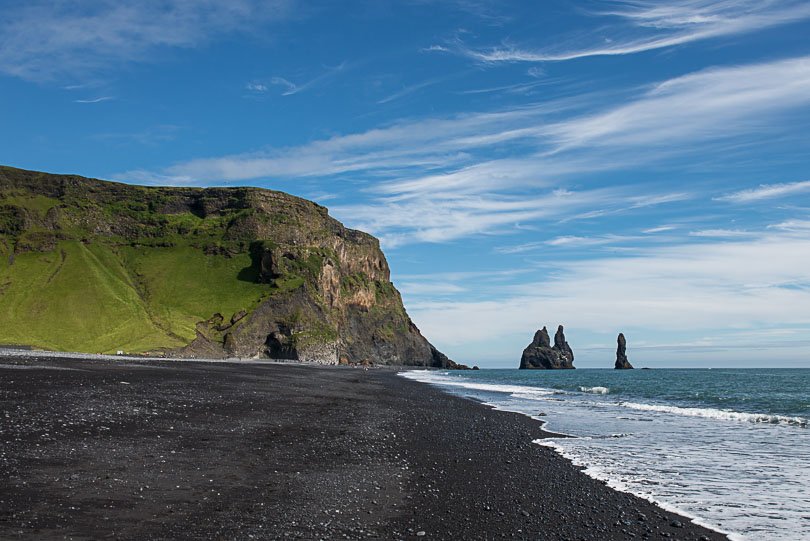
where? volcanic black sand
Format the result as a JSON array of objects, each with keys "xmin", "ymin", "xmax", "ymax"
[{"xmin": 0, "ymin": 356, "xmax": 727, "ymax": 540}]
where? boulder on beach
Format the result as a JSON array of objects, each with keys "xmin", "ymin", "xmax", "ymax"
[
  {"xmin": 519, "ymin": 325, "xmax": 575, "ymax": 369},
  {"xmin": 614, "ymin": 333, "xmax": 634, "ymax": 369}
]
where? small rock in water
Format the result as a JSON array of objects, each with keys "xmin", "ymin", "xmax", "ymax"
[{"xmin": 670, "ymin": 520, "xmax": 683, "ymax": 528}]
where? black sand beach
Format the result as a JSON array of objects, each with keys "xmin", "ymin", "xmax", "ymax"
[{"xmin": 0, "ymin": 356, "xmax": 726, "ymax": 540}]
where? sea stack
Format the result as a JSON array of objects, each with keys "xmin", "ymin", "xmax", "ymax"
[
  {"xmin": 614, "ymin": 333, "xmax": 634, "ymax": 369},
  {"xmin": 519, "ymin": 325, "xmax": 575, "ymax": 369}
]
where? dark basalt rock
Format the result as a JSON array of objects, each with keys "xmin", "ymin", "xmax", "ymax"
[
  {"xmin": 0, "ymin": 165, "xmax": 459, "ymax": 368},
  {"xmin": 519, "ymin": 325, "xmax": 575, "ymax": 369},
  {"xmin": 614, "ymin": 332, "xmax": 634, "ymax": 369}
]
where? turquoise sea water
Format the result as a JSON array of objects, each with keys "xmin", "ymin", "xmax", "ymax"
[{"xmin": 403, "ymin": 369, "xmax": 810, "ymax": 540}]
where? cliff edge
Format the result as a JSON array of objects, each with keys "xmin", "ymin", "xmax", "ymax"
[{"xmin": 0, "ymin": 166, "xmax": 460, "ymax": 367}]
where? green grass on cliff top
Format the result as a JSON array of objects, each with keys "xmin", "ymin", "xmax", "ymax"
[{"xmin": 0, "ymin": 240, "xmax": 270, "ymax": 353}]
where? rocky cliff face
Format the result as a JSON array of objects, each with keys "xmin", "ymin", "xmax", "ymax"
[
  {"xmin": 614, "ymin": 333, "xmax": 633, "ymax": 369},
  {"xmin": 0, "ymin": 166, "xmax": 461, "ymax": 367},
  {"xmin": 519, "ymin": 325, "xmax": 575, "ymax": 369}
]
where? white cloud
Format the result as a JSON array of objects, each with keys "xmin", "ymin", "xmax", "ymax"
[
  {"xmin": 545, "ymin": 234, "xmax": 637, "ymax": 247},
  {"xmin": 117, "ymin": 55, "xmax": 810, "ymax": 246},
  {"xmin": 688, "ymin": 229, "xmax": 752, "ymax": 238},
  {"xmin": 769, "ymin": 219, "xmax": 810, "ymax": 231},
  {"xmin": 527, "ymin": 66, "xmax": 544, "ymax": 78},
  {"xmin": 716, "ymin": 180, "xmax": 810, "ymax": 203},
  {"xmin": 409, "ymin": 232, "xmax": 810, "ymax": 350},
  {"xmin": 442, "ymin": 0, "xmax": 810, "ymax": 63},
  {"xmin": 333, "ymin": 188, "xmax": 623, "ymax": 247},
  {"xmin": 643, "ymin": 225, "xmax": 676, "ymax": 234},
  {"xmin": 377, "ymin": 74, "xmax": 457, "ymax": 104},
  {"xmin": 270, "ymin": 77, "xmax": 298, "ymax": 94},
  {"xmin": 457, "ymin": 80, "xmax": 548, "ymax": 96},
  {"xmin": 73, "ymin": 96, "xmax": 114, "ymax": 104},
  {"xmin": 0, "ymin": 0, "xmax": 294, "ymax": 81},
  {"xmin": 246, "ymin": 82, "xmax": 269, "ymax": 92},
  {"xmin": 495, "ymin": 235, "xmax": 639, "ymax": 253},
  {"xmin": 126, "ymin": 55, "xmax": 810, "ymax": 187},
  {"xmin": 546, "ymin": 56, "xmax": 810, "ymax": 151},
  {"xmin": 118, "ymin": 104, "xmax": 574, "ymax": 183},
  {"xmin": 265, "ymin": 63, "xmax": 347, "ymax": 97},
  {"xmin": 397, "ymin": 282, "xmax": 467, "ymax": 296}
]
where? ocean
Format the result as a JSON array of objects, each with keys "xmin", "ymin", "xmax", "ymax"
[{"xmin": 402, "ymin": 368, "xmax": 810, "ymax": 540}]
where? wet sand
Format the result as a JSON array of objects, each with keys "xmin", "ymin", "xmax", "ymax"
[{"xmin": 0, "ymin": 356, "xmax": 726, "ymax": 539}]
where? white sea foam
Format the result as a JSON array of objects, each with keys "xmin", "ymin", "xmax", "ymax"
[
  {"xmin": 535, "ymin": 438, "xmax": 742, "ymax": 540},
  {"xmin": 402, "ymin": 369, "xmax": 810, "ymax": 540},
  {"xmin": 579, "ymin": 386, "xmax": 609, "ymax": 394},
  {"xmin": 620, "ymin": 401, "xmax": 808, "ymax": 428},
  {"xmin": 401, "ymin": 370, "xmax": 555, "ymax": 397}
]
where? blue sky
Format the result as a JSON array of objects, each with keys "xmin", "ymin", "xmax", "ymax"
[{"xmin": 2, "ymin": 0, "xmax": 810, "ymax": 367}]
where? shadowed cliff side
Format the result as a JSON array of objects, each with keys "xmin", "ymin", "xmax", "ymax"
[{"xmin": 0, "ymin": 165, "xmax": 462, "ymax": 367}]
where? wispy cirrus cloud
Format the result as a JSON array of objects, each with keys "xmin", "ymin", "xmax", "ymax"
[
  {"xmin": 643, "ymin": 225, "xmax": 677, "ymax": 234},
  {"xmin": 332, "ymin": 186, "xmax": 686, "ymax": 248},
  {"xmin": 245, "ymin": 82, "xmax": 269, "ymax": 93},
  {"xmin": 769, "ymin": 219, "xmax": 810, "ymax": 231},
  {"xmin": 117, "ymin": 55, "xmax": 810, "ymax": 246},
  {"xmin": 125, "ymin": 54, "xmax": 810, "ymax": 185},
  {"xmin": 118, "ymin": 103, "xmax": 576, "ymax": 183},
  {"xmin": 716, "ymin": 180, "xmax": 810, "ymax": 203},
  {"xmin": 377, "ymin": 73, "xmax": 459, "ymax": 104},
  {"xmin": 334, "ymin": 189, "xmax": 616, "ymax": 247},
  {"xmin": 73, "ymin": 96, "xmax": 114, "ymax": 104},
  {"xmin": 437, "ymin": 0, "xmax": 810, "ymax": 64},
  {"xmin": 546, "ymin": 56, "xmax": 810, "ymax": 151},
  {"xmin": 265, "ymin": 63, "xmax": 348, "ymax": 96},
  {"xmin": 688, "ymin": 229, "xmax": 753, "ymax": 238},
  {"xmin": 270, "ymin": 77, "xmax": 298, "ymax": 94},
  {"xmin": 496, "ymin": 234, "xmax": 641, "ymax": 254},
  {"xmin": 456, "ymin": 79, "xmax": 549, "ymax": 96},
  {"xmin": 0, "ymin": 0, "xmax": 294, "ymax": 81}
]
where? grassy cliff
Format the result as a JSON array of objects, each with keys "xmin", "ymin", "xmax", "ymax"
[{"xmin": 0, "ymin": 166, "xmax": 459, "ymax": 367}]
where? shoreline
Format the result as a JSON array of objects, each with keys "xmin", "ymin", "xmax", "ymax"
[
  {"xmin": 1, "ymin": 355, "xmax": 727, "ymax": 539},
  {"xmin": 406, "ymin": 374, "xmax": 735, "ymax": 540}
]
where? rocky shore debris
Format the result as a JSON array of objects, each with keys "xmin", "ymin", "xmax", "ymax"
[
  {"xmin": 614, "ymin": 333, "xmax": 634, "ymax": 369},
  {"xmin": 519, "ymin": 325, "xmax": 575, "ymax": 369}
]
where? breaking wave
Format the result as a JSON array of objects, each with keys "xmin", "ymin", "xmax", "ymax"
[
  {"xmin": 401, "ymin": 371, "xmax": 555, "ymax": 397},
  {"xmin": 620, "ymin": 402, "xmax": 808, "ymax": 428},
  {"xmin": 579, "ymin": 386, "xmax": 609, "ymax": 394}
]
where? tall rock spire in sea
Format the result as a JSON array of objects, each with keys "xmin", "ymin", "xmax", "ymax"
[
  {"xmin": 614, "ymin": 333, "xmax": 634, "ymax": 369},
  {"xmin": 519, "ymin": 325, "xmax": 575, "ymax": 369}
]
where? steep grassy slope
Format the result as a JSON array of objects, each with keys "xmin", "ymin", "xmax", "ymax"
[
  {"xmin": 0, "ymin": 240, "xmax": 276, "ymax": 353},
  {"xmin": 0, "ymin": 166, "xmax": 459, "ymax": 367}
]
